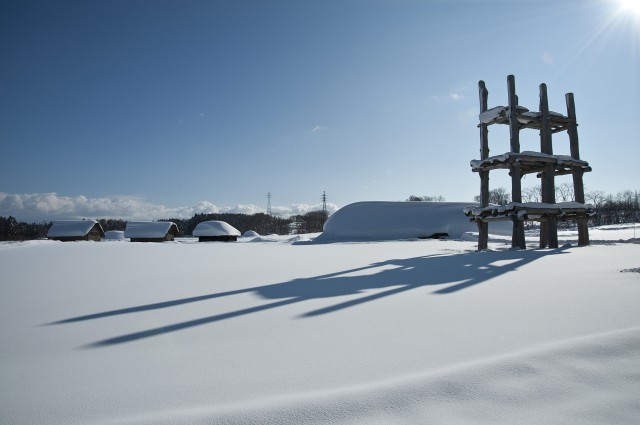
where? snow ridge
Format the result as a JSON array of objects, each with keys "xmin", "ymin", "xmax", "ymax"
[{"xmin": 93, "ymin": 327, "xmax": 640, "ymax": 425}]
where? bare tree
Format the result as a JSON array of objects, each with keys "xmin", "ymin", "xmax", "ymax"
[
  {"xmin": 555, "ymin": 182, "xmax": 575, "ymax": 202},
  {"xmin": 473, "ymin": 187, "xmax": 510, "ymax": 205},
  {"xmin": 586, "ymin": 190, "xmax": 605, "ymax": 208},
  {"xmin": 522, "ymin": 185, "xmax": 542, "ymax": 203},
  {"xmin": 406, "ymin": 195, "xmax": 445, "ymax": 202}
]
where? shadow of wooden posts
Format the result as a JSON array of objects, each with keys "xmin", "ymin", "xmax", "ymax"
[{"xmin": 47, "ymin": 247, "xmax": 570, "ymax": 348}]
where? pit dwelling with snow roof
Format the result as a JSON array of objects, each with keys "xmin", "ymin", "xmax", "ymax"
[
  {"xmin": 193, "ymin": 220, "xmax": 241, "ymax": 242},
  {"xmin": 47, "ymin": 220, "xmax": 105, "ymax": 242},
  {"xmin": 315, "ymin": 201, "xmax": 511, "ymax": 243},
  {"xmin": 124, "ymin": 221, "xmax": 179, "ymax": 242}
]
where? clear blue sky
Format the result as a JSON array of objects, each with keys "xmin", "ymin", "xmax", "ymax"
[{"xmin": 1, "ymin": 0, "xmax": 638, "ymax": 221}]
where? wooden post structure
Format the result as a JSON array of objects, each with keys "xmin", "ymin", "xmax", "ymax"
[
  {"xmin": 566, "ymin": 93, "xmax": 589, "ymax": 246},
  {"xmin": 468, "ymin": 75, "xmax": 592, "ymax": 251},
  {"xmin": 507, "ymin": 75, "xmax": 526, "ymax": 249},
  {"xmin": 478, "ymin": 81, "xmax": 490, "ymax": 250}
]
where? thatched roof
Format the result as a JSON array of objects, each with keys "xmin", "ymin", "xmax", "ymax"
[
  {"xmin": 124, "ymin": 221, "xmax": 178, "ymax": 239},
  {"xmin": 193, "ymin": 220, "xmax": 240, "ymax": 237},
  {"xmin": 47, "ymin": 220, "xmax": 104, "ymax": 238}
]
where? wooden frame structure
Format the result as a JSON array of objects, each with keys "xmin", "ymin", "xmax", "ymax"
[{"xmin": 466, "ymin": 75, "xmax": 594, "ymax": 250}]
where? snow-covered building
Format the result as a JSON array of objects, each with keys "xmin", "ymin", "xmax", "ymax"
[
  {"xmin": 316, "ymin": 201, "xmax": 511, "ymax": 242},
  {"xmin": 124, "ymin": 221, "xmax": 179, "ymax": 242},
  {"xmin": 104, "ymin": 230, "xmax": 125, "ymax": 241},
  {"xmin": 193, "ymin": 220, "xmax": 241, "ymax": 242},
  {"xmin": 47, "ymin": 220, "xmax": 105, "ymax": 242}
]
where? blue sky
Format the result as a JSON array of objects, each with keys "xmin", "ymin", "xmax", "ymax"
[{"xmin": 1, "ymin": 0, "xmax": 639, "ymax": 221}]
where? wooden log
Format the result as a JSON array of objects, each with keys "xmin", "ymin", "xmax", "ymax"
[
  {"xmin": 539, "ymin": 84, "xmax": 553, "ymax": 155},
  {"xmin": 539, "ymin": 83, "xmax": 558, "ymax": 248},
  {"xmin": 566, "ymin": 93, "xmax": 586, "ymax": 203},
  {"xmin": 507, "ymin": 76, "xmax": 525, "ymax": 248},
  {"xmin": 479, "ymin": 81, "xmax": 490, "ymax": 160},
  {"xmin": 566, "ymin": 92, "xmax": 589, "ymax": 246},
  {"xmin": 478, "ymin": 81, "xmax": 490, "ymax": 250},
  {"xmin": 507, "ymin": 75, "xmax": 520, "ymax": 153},
  {"xmin": 566, "ymin": 93, "xmax": 580, "ymax": 160},
  {"xmin": 479, "ymin": 170, "xmax": 489, "ymax": 249},
  {"xmin": 510, "ymin": 164, "xmax": 526, "ymax": 249}
]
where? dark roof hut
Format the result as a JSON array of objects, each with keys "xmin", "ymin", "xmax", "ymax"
[
  {"xmin": 47, "ymin": 220, "xmax": 105, "ymax": 242},
  {"xmin": 193, "ymin": 220, "xmax": 241, "ymax": 242},
  {"xmin": 124, "ymin": 221, "xmax": 179, "ymax": 242}
]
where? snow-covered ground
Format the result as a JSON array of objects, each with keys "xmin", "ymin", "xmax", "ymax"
[{"xmin": 1, "ymin": 221, "xmax": 639, "ymax": 424}]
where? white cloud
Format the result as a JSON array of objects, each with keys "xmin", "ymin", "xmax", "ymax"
[
  {"xmin": 431, "ymin": 92, "xmax": 465, "ymax": 101},
  {"xmin": 271, "ymin": 203, "xmax": 339, "ymax": 217},
  {"xmin": 542, "ymin": 51, "xmax": 554, "ymax": 65},
  {"xmin": 458, "ymin": 106, "xmax": 479, "ymax": 125},
  {"xmin": 0, "ymin": 192, "xmax": 338, "ymax": 222}
]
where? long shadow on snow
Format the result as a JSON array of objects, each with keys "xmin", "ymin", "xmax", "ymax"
[{"xmin": 67, "ymin": 247, "xmax": 568, "ymax": 348}]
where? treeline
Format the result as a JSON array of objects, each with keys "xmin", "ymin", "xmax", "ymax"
[
  {"xmin": 0, "ymin": 210, "xmax": 330, "ymax": 241},
  {"xmin": 164, "ymin": 210, "xmax": 329, "ymax": 236},
  {"xmin": 0, "ymin": 216, "xmax": 51, "ymax": 241},
  {"xmin": 163, "ymin": 213, "xmax": 288, "ymax": 236},
  {"xmin": 587, "ymin": 190, "xmax": 640, "ymax": 226}
]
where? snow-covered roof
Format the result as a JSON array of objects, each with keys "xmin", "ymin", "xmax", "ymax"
[
  {"xmin": 479, "ymin": 105, "xmax": 529, "ymax": 124},
  {"xmin": 192, "ymin": 220, "xmax": 240, "ymax": 237},
  {"xmin": 470, "ymin": 151, "xmax": 591, "ymax": 175},
  {"xmin": 316, "ymin": 201, "xmax": 511, "ymax": 242},
  {"xmin": 242, "ymin": 230, "xmax": 260, "ymax": 238},
  {"xmin": 464, "ymin": 202, "xmax": 596, "ymax": 222},
  {"xmin": 104, "ymin": 230, "xmax": 125, "ymax": 240},
  {"xmin": 124, "ymin": 221, "xmax": 178, "ymax": 238},
  {"xmin": 479, "ymin": 106, "xmax": 569, "ymax": 127},
  {"xmin": 47, "ymin": 220, "xmax": 104, "ymax": 238}
]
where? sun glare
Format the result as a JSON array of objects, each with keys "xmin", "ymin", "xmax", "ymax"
[{"xmin": 616, "ymin": 0, "xmax": 640, "ymax": 19}]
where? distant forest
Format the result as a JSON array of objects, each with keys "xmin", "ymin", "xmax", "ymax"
[
  {"xmin": 0, "ymin": 210, "xmax": 329, "ymax": 241},
  {"xmin": 1, "ymin": 189, "xmax": 638, "ymax": 241}
]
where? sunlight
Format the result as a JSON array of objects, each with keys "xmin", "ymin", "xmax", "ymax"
[
  {"xmin": 611, "ymin": 0, "xmax": 640, "ymax": 49},
  {"xmin": 616, "ymin": 0, "xmax": 640, "ymax": 17},
  {"xmin": 611, "ymin": 0, "xmax": 640, "ymax": 32},
  {"xmin": 553, "ymin": 0, "xmax": 640, "ymax": 78}
]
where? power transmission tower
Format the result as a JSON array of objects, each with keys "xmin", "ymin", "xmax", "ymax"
[
  {"xmin": 321, "ymin": 191, "xmax": 327, "ymax": 215},
  {"xmin": 267, "ymin": 192, "xmax": 272, "ymax": 216}
]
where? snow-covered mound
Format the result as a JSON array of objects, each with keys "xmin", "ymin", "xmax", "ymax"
[
  {"xmin": 316, "ymin": 201, "xmax": 511, "ymax": 242},
  {"xmin": 193, "ymin": 220, "xmax": 241, "ymax": 237},
  {"xmin": 241, "ymin": 230, "xmax": 260, "ymax": 238}
]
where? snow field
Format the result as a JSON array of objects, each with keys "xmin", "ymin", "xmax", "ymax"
[{"xmin": 1, "ymin": 227, "xmax": 639, "ymax": 424}]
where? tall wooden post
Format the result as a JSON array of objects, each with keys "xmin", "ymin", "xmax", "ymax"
[
  {"xmin": 507, "ymin": 75, "xmax": 526, "ymax": 248},
  {"xmin": 539, "ymin": 83, "xmax": 558, "ymax": 248},
  {"xmin": 566, "ymin": 93, "xmax": 589, "ymax": 246},
  {"xmin": 478, "ymin": 81, "xmax": 490, "ymax": 250}
]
